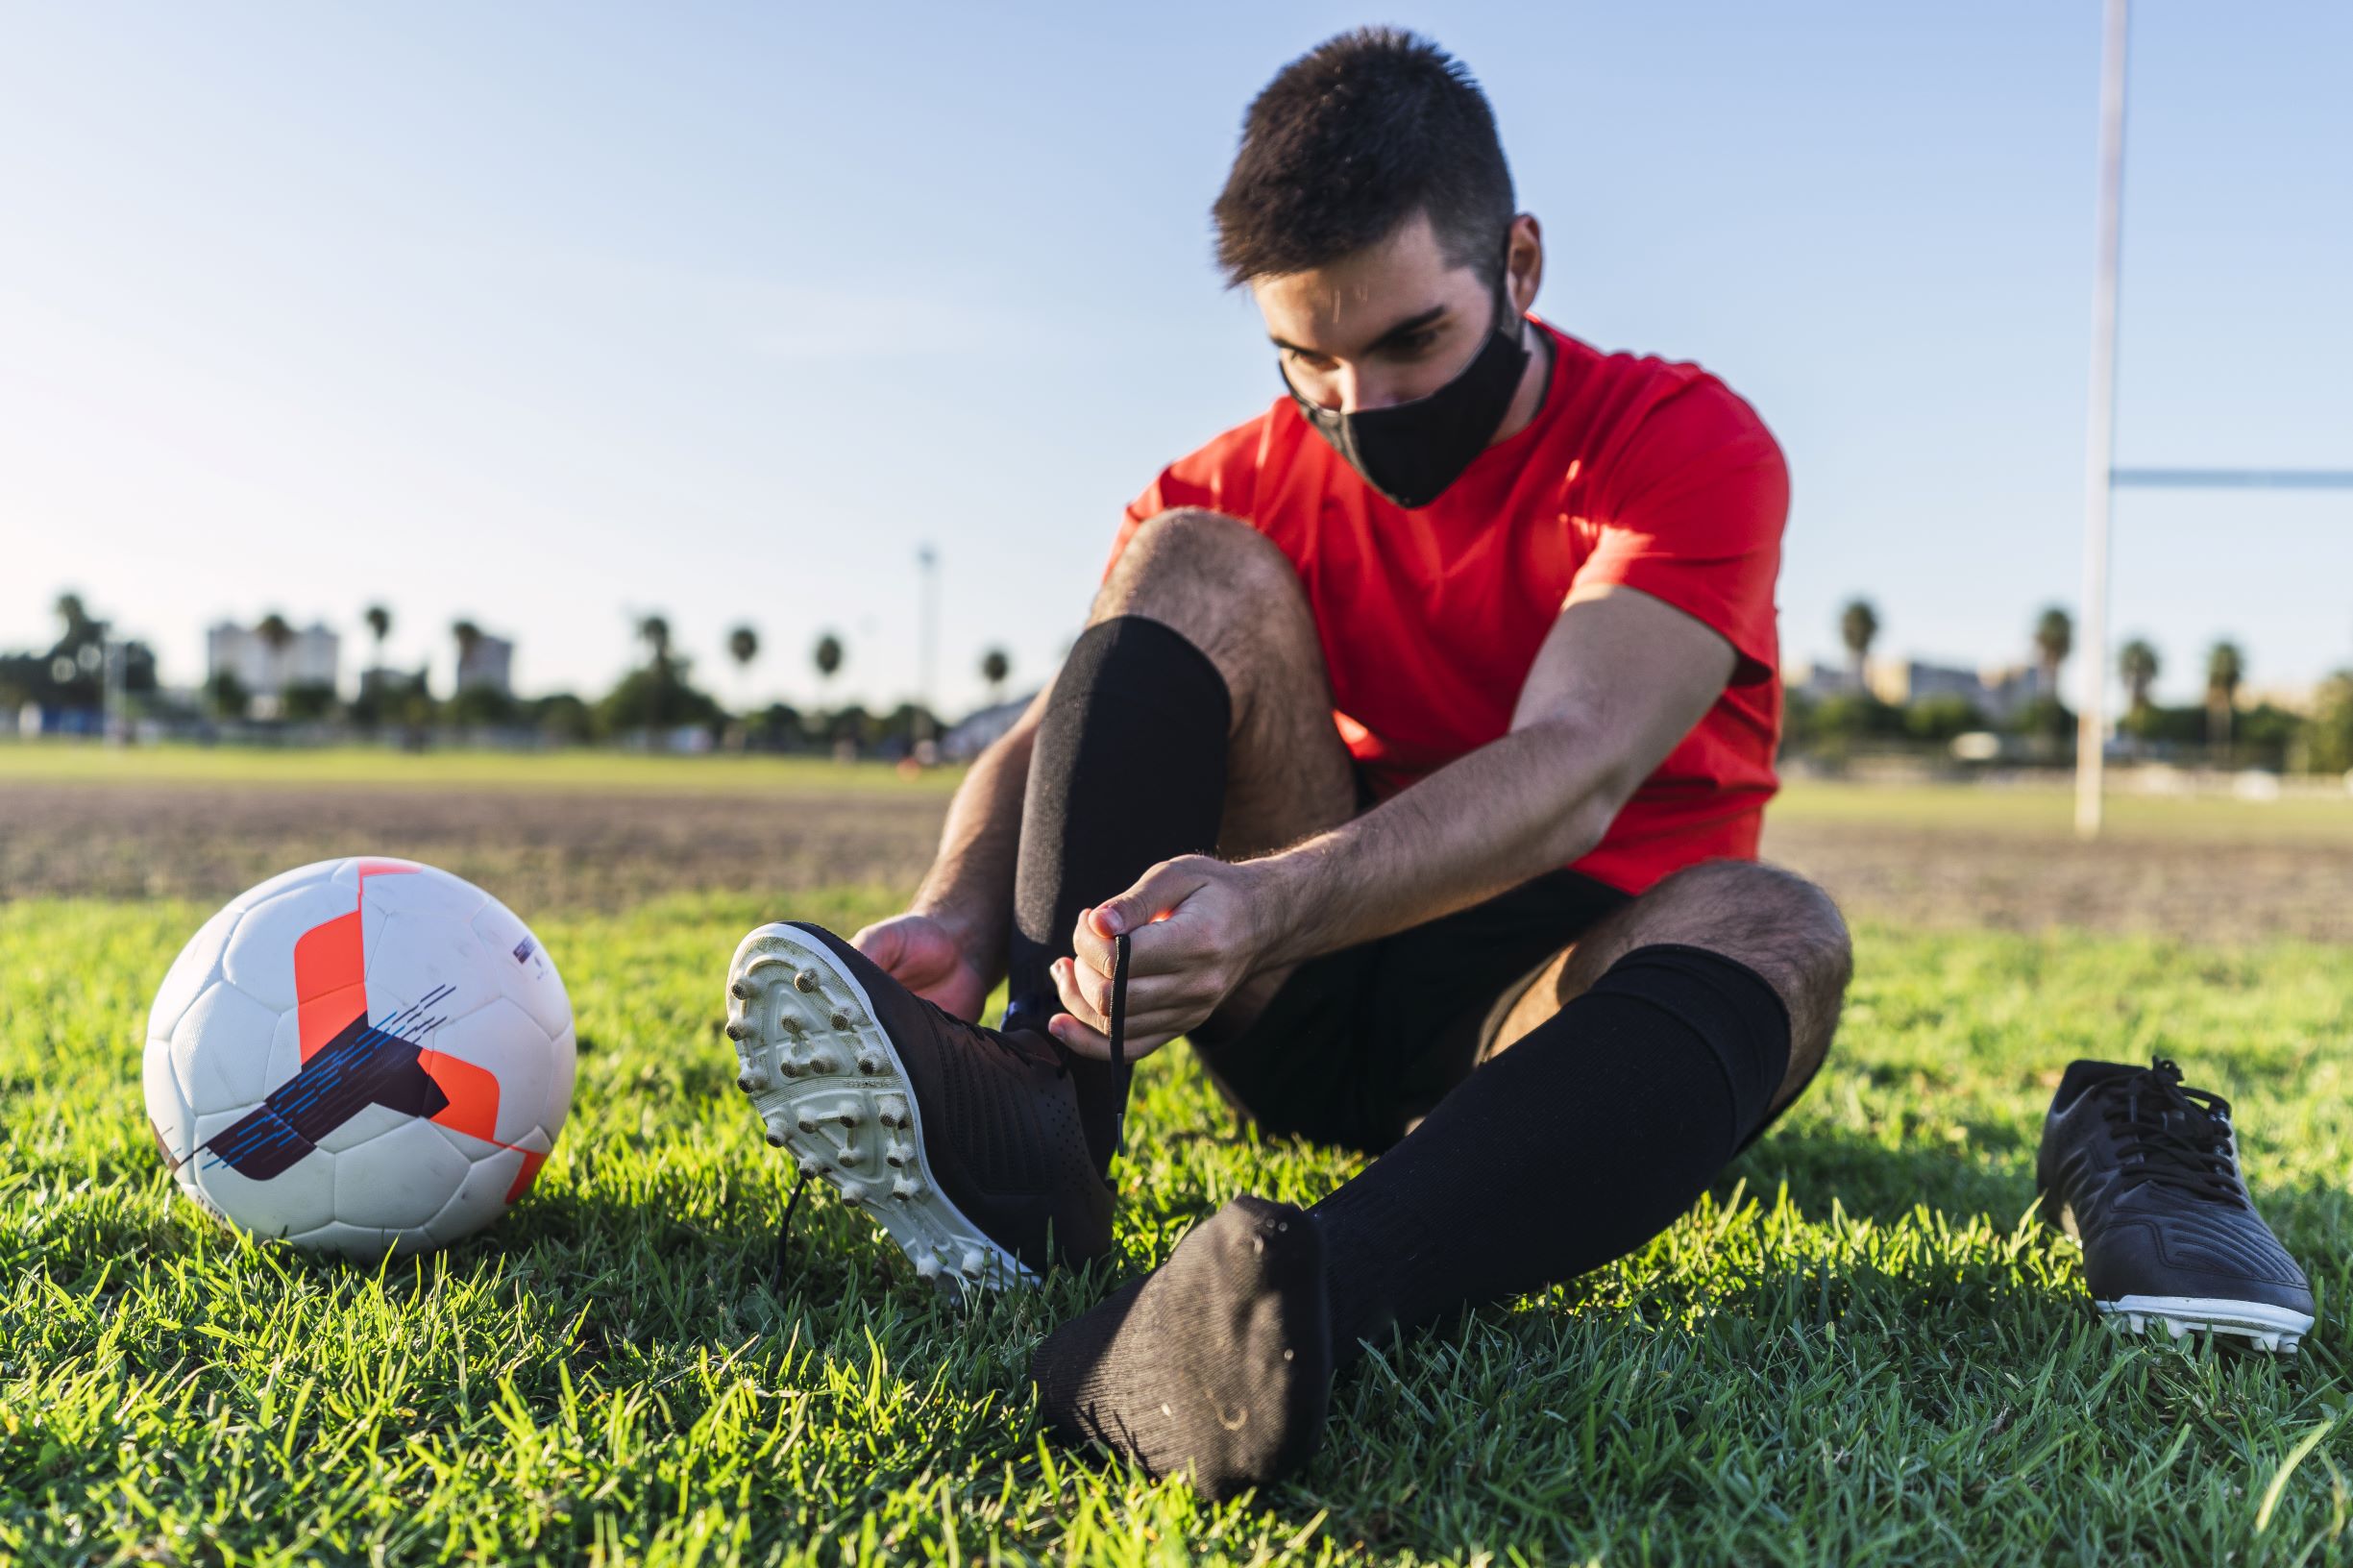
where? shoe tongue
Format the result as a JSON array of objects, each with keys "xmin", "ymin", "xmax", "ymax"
[
  {"xmin": 2055, "ymin": 1058, "xmax": 2142, "ymax": 1109},
  {"xmin": 996, "ymin": 1023, "xmax": 1070, "ymax": 1068}
]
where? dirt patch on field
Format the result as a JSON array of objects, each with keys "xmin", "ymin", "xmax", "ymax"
[
  {"xmin": 0, "ymin": 782, "xmax": 948, "ymax": 911},
  {"xmin": 5, "ymin": 778, "xmax": 2348, "ymax": 941},
  {"xmin": 1760, "ymin": 819, "xmax": 2353, "ymax": 943}
]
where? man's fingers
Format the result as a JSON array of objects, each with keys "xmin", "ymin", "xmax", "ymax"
[
  {"xmin": 1050, "ymin": 957, "xmax": 1105, "ymax": 1034},
  {"xmin": 850, "ymin": 920, "xmax": 901, "ymax": 969},
  {"xmin": 1046, "ymin": 1012, "xmax": 1179, "ymax": 1064},
  {"xmin": 1073, "ymin": 861, "xmax": 1213, "ymax": 971},
  {"xmin": 1053, "ymin": 956, "xmax": 1198, "ymax": 1032}
]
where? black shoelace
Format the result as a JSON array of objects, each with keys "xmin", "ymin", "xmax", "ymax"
[
  {"xmin": 2100, "ymin": 1057, "xmax": 2243, "ymax": 1206},
  {"xmin": 773, "ymin": 933, "xmax": 1132, "ymax": 1290}
]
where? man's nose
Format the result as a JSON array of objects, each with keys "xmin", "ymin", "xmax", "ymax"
[{"xmin": 1336, "ymin": 364, "xmax": 1409, "ymax": 415}]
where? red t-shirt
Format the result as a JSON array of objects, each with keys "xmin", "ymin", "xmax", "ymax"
[{"xmin": 1108, "ymin": 319, "xmax": 1788, "ymax": 894}]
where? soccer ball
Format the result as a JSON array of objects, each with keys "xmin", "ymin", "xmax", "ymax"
[{"xmin": 143, "ymin": 857, "xmax": 576, "ymax": 1257}]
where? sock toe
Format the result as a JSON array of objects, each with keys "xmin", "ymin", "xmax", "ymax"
[{"xmin": 1032, "ymin": 1195, "xmax": 1332, "ymax": 1499}]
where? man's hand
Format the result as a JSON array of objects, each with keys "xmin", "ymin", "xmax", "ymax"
[
  {"xmin": 1047, "ymin": 856, "xmax": 1272, "ymax": 1061},
  {"xmin": 851, "ymin": 911, "xmax": 992, "ymax": 1022}
]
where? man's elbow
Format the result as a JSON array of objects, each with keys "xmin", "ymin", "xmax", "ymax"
[
  {"xmin": 1519, "ymin": 717, "xmax": 1643, "ymax": 867},
  {"xmin": 1537, "ymin": 792, "xmax": 1622, "ymax": 870}
]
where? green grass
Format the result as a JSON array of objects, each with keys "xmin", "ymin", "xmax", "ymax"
[
  {"xmin": 4, "ymin": 893, "xmax": 2350, "ymax": 1565},
  {"xmin": 1763, "ymin": 778, "xmax": 2353, "ymax": 845},
  {"xmin": 0, "ymin": 741, "xmax": 958, "ymax": 796},
  {"xmin": 10, "ymin": 736, "xmax": 2353, "ymax": 842}
]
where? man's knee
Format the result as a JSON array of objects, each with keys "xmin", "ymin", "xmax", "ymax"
[
  {"xmin": 1094, "ymin": 509, "xmax": 1310, "ymax": 659},
  {"xmin": 1633, "ymin": 859, "xmax": 1851, "ymax": 1071}
]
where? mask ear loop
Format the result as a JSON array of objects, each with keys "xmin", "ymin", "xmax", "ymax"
[{"xmin": 1108, "ymin": 931, "xmax": 1132, "ymax": 1160}]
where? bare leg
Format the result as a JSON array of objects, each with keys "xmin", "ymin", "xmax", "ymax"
[{"xmin": 1089, "ymin": 508, "xmax": 1359, "ymax": 1032}]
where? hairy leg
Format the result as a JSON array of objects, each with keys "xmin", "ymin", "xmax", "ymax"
[
  {"xmin": 1083, "ymin": 508, "xmax": 1359, "ymax": 1033},
  {"xmin": 1485, "ymin": 859, "xmax": 1852, "ymax": 1110},
  {"xmin": 1089, "ymin": 508, "xmax": 1358, "ymax": 859}
]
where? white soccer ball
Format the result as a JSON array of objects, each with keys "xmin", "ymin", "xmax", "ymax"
[{"xmin": 143, "ymin": 857, "xmax": 576, "ymax": 1258}]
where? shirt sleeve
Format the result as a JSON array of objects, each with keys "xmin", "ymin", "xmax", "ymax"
[
  {"xmin": 1103, "ymin": 416, "xmax": 1269, "ymax": 581},
  {"xmin": 1574, "ymin": 376, "xmax": 1788, "ymax": 686}
]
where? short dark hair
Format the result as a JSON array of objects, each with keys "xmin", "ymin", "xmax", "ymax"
[{"xmin": 1213, "ymin": 29, "xmax": 1515, "ymax": 287}]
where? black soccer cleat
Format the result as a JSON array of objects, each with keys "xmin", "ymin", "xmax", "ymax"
[
  {"xmin": 2037, "ymin": 1057, "xmax": 2315, "ymax": 1353},
  {"xmin": 724, "ymin": 920, "xmax": 1113, "ymax": 1296}
]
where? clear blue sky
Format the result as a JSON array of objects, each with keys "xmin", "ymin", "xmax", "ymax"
[{"xmin": 3, "ymin": 1, "xmax": 2347, "ymax": 714}]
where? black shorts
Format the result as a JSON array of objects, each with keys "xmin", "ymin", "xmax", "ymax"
[{"xmin": 1190, "ymin": 869, "xmax": 1633, "ymax": 1154}]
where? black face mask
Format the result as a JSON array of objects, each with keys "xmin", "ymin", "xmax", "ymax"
[{"xmin": 1283, "ymin": 271, "xmax": 1532, "ymax": 510}]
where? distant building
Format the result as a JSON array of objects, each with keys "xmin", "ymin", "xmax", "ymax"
[
  {"xmin": 1783, "ymin": 660, "xmax": 1865, "ymax": 701},
  {"xmin": 941, "ymin": 694, "xmax": 1037, "ymax": 762},
  {"xmin": 208, "ymin": 620, "xmax": 339, "ymax": 716},
  {"xmin": 455, "ymin": 633, "xmax": 515, "ymax": 696},
  {"xmin": 1785, "ymin": 656, "xmax": 2051, "ymax": 723}
]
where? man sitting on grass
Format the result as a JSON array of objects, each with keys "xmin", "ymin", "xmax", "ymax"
[{"xmin": 719, "ymin": 27, "xmax": 2312, "ymax": 1501}]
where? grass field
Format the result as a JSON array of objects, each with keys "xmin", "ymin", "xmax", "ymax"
[
  {"xmin": 4, "ymin": 755, "xmax": 2350, "ymax": 1564},
  {"xmin": 0, "ymin": 741, "xmax": 961, "ymax": 796}
]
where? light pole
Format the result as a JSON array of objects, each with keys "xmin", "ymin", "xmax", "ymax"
[{"xmin": 916, "ymin": 544, "xmax": 939, "ymax": 752}]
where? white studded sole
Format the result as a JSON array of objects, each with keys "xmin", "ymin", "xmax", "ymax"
[
  {"xmin": 725, "ymin": 922, "xmax": 1036, "ymax": 1297},
  {"xmin": 2096, "ymin": 1294, "xmax": 2313, "ymax": 1355}
]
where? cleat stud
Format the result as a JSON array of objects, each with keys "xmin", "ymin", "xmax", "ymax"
[
  {"xmin": 830, "ymin": 1011, "xmax": 850, "ymax": 1030},
  {"xmin": 959, "ymin": 1247, "xmax": 988, "ymax": 1278},
  {"xmin": 724, "ymin": 1021, "xmax": 748, "ymax": 1041},
  {"xmin": 838, "ymin": 1149, "xmax": 860, "ymax": 1166},
  {"xmin": 812, "ymin": 1056, "xmax": 838, "ymax": 1074},
  {"xmin": 737, "ymin": 1071, "xmax": 766, "ymax": 1094},
  {"xmin": 886, "ymin": 1155, "xmax": 902, "ymax": 1167},
  {"xmin": 797, "ymin": 1119, "xmax": 816, "ymax": 1134},
  {"xmin": 859, "ymin": 1058, "xmax": 880, "ymax": 1076},
  {"xmin": 764, "ymin": 1129, "xmax": 787, "ymax": 1148},
  {"xmin": 729, "ymin": 980, "xmax": 750, "ymax": 1000},
  {"xmin": 794, "ymin": 970, "xmax": 817, "ymax": 992}
]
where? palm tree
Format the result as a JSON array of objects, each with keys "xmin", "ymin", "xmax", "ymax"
[
  {"xmin": 2033, "ymin": 606, "xmax": 2074, "ymax": 698},
  {"xmin": 813, "ymin": 631, "xmax": 844, "ymax": 709},
  {"xmin": 363, "ymin": 603, "xmax": 392, "ymax": 670},
  {"xmin": 1838, "ymin": 599, "xmax": 1878, "ymax": 689},
  {"xmin": 54, "ymin": 592, "xmax": 92, "ymax": 641},
  {"xmin": 727, "ymin": 624, "xmax": 760, "ymax": 711},
  {"xmin": 2118, "ymin": 638, "xmax": 2160, "ymax": 719},
  {"xmin": 980, "ymin": 647, "xmax": 1011, "ymax": 704},
  {"xmin": 257, "ymin": 611, "xmax": 295, "ymax": 700},
  {"xmin": 2206, "ymin": 641, "xmax": 2244, "ymax": 761},
  {"xmin": 637, "ymin": 614, "xmax": 674, "ymax": 672},
  {"xmin": 452, "ymin": 620, "xmax": 484, "ymax": 686}
]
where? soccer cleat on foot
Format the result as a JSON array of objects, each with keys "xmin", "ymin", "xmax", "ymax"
[
  {"xmin": 2038, "ymin": 1057, "xmax": 2314, "ymax": 1354},
  {"xmin": 725, "ymin": 920, "xmax": 1112, "ymax": 1296}
]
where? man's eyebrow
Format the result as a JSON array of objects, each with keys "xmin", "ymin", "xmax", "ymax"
[{"xmin": 1269, "ymin": 304, "xmax": 1450, "ymax": 357}]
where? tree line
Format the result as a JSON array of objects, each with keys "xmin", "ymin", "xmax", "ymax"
[
  {"xmin": 3, "ymin": 593, "xmax": 1020, "ymax": 750},
  {"xmin": 1804, "ymin": 597, "xmax": 2333, "ymax": 771}
]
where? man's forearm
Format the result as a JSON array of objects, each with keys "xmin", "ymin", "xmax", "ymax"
[
  {"xmin": 909, "ymin": 721, "xmax": 1036, "ymax": 984},
  {"xmin": 1248, "ymin": 719, "xmax": 1629, "ymax": 971}
]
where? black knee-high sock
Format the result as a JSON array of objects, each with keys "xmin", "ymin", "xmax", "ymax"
[
  {"xmin": 1311, "ymin": 943, "xmax": 1791, "ymax": 1360},
  {"xmin": 1028, "ymin": 943, "xmax": 1792, "ymax": 1497},
  {"xmin": 1006, "ymin": 616, "xmax": 1230, "ymax": 1171}
]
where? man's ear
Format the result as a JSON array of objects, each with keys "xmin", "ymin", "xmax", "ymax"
[{"xmin": 1507, "ymin": 213, "xmax": 1544, "ymax": 316}]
